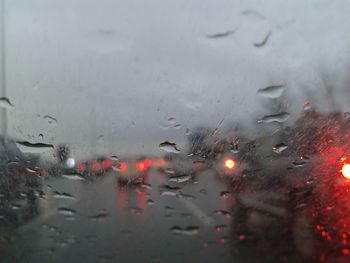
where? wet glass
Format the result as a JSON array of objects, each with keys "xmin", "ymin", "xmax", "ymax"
[{"xmin": 1, "ymin": 1, "xmax": 350, "ymax": 262}]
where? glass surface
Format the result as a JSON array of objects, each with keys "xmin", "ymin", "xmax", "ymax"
[{"xmin": 1, "ymin": 1, "xmax": 350, "ymax": 262}]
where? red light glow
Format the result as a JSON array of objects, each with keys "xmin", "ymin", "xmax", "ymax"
[
  {"xmin": 76, "ymin": 162, "xmax": 85, "ymax": 173},
  {"xmin": 119, "ymin": 162, "xmax": 127, "ymax": 172},
  {"xmin": 102, "ymin": 159, "xmax": 112, "ymax": 169},
  {"xmin": 91, "ymin": 161, "xmax": 102, "ymax": 172},
  {"xmin": 342, "ymin": 163, "xmax": 350, "ymax": 179},
  {"xmin": 224, "ymin": 159, "xmax": 236, "ymax": 169},
  {"xmin": 136, "ymin": 162, "xmax": 146, "ymax": 172},
  {"xmin": 143, "ymin": 158, "xmax": 152, "ymax": 168}
]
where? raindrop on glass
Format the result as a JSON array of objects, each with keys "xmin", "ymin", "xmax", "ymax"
[
  {"xmin": 168, "ymin": 174, "xmax": 191, "ymax": 183},
  {"xmin": 0, "ymin": 97, "xmax": 15, "ymax": 109},
  {"xmin": 43, "ymin": 115, "xmax": 58, "ymax": 125},
  {"xmin": 272, "ymin": 143, "xmax": 288, "ymax": 154},
  {"xmin": 170, "ymin": 226, "xmax": 199, "ymax": 236},
  {"xmin": 58, "ymin": 207, "xmax": 77, "ymax": 216},
  {"xmin": 258, "ymin": 112, "xmax": 290, "ymax": 124},
  {"xmin": 257, "ymin": 85, "xmax": 285, "ymax": 99},
  {"xmin": 167, "ymin": 117, "xmax": 177, "ymax": 125},
  {"xmin": 159, "ymin": 141, "xmax": 180, "ymax": 154}
]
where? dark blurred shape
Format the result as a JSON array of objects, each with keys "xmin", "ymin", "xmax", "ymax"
[
  {"xmin": 0, "ymin": 137, "xmax": 42, "ymax": 226},
  {"xmin": 206, "ymin": 28, "xmax": 238, "ymax": 39},
  {"xmin": 253, "ymin": 31, "xmax": 271, "ymax": 47},
  {"xmin": 57, "ymin": 144, "xmax": 70, "ymax": 164}
]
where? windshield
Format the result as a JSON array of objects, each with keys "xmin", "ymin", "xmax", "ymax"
[{"xmin": 1, "ymin": 1, "xmax": 350, "ymax": 262}]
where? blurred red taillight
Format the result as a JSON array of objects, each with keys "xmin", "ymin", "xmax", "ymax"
[
  {"xmin": 91, "ymin": 160, "xmax": 102, "ymax": 172},
  {"xmin": 143, "ymin": 158, "xmax": 152, "ymax": 168},
  {"xmin": 76, "ymin": 162, "xmax": 85, "ymax": 173},
  {"xmin": 120, "ymin": 162, "xmax": 127, "ymax": 172},
  {"xmin": 102, "ymin": 159, "xmax": 112, "ymax": 169},
  {"xmin": 136, "ymin": 162, "xmax": 146, "ymax": 172}
]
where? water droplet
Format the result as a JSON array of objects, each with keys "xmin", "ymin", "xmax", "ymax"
[
  {"xmin": 293, "ymin": 156, "xmax": 310, "ymax": 167},
  {"xmin": 159, "ymin": 141, "xmax": 180, "ymax": 154},
  {"xmin": 25, "ymin": 167, "xmax": 37, "ymax": 173},
  {"xmin": 160, "ymin": 185, "xmax": 182, "ymax": 191},
  {"xmin": 344, "ymin": 112, "xmax": 350, "ymax": 121},
  {"xmin": 164, "ymin": 206, "xmax": 175, "ymax": 213},
  {"xmin": 174, "ymin": 124, "xmax": 182, "ymax": 129},
  {"xmin": 303, "ymin": 101, "xmax": 312, "ymax": 111},
  {"xmin": 16, "ymin": 141, "xmax": 54, "ymax": 150},
  {"xmin": 178, "ymin": 192, "xmax": 196, "ymax": 200},
  {"xmin": 213, "ymin": 209, "xmax": 231, "ymax": 218},
  {"xmin": 168, "ymin": 174, "xmax": 191, "ymax": 183},
  {"xmin": 58, "ymin": 207, "xmax": 76, "ymax": 216},
  {"xmin": 199, "ymin": 189, "xmax": 207, "ymax": 195},
  {"xmin": 11, "ymin": 204, "xmax": 21, "ymax": 210},
  {"xmin": 140, "ymin": 183, "xmax": 152, "ymax": 189},
  {"xmin": 64, "ymin": 216, "xmax": 76, "ymax": 221},
  {"xmin": 292, "ymin": 160, "xmax": 307, "ymax": 167},
  {"xmin": 258, "ymin": 112, "xmax": 290, "ymax": 124},
  {"xmin": 97, "ymin": 135, "xmax": 104, "ymax": 142},
  {"xmin": 229, "ymin": 142, "xmax": 239, "ymax": 153},
  {"xmin": 110, "ymin": 155, "xmax": 119, "ymax": 161},
  {"xmin": 38, "ymin": 133, "xmax": 44, "ymax": 140},
  {"xmin": 48, "ymin": 225, "xmax": 60, "ymax": 234},
  {"xmin": 43, "ymin": 115, "xmax": 58, "ymax": 125},
  {"xmin": 147, "ymin": 199, "xmax": 154, "ymax": 205},
  {"xmin": 53, "ymin": 191, "xmax": 76, "ymax": 200},
  {"xmin": 0, "ymin": 97, "xmax": 14, "ymax": 109},
  {"xmin": 170, "ymin": 226, "xmax": 199, "ymax": 236},
  {"xmin": 7, "ymin": 160, "xmax": 19, "ymax": 167},
  {"xmin": 19, "ymin": 192, "xmax": 27, "ymax": 197},
  {"xmin": 211, "ymin": 128, "xmax": 219, "ymax": 136},
  {"xmin": 185, "ymin": 128, "xmax": 192, "ymax": 136},
  {"xmin": 89, "ymin": 212, "xmax": 110, "ymax": 222},
  {"xmin": 62, "ymin": 174, "xmax": 85, "ymax": 180},
  {"xmin": 257, "ymin": 85, "xmax": 285, "ymax": 98},
  {"xmin": 167, "ymin": 117, "xmax": 177, "ymax": 125},
  {"xmin": 206, "ymin": 28, "xmax": 238, "ymax": 39},
  {"xmin": 160, "ymin": 190, "xmax": 178, "ymax": 197},
  {"xmin": 220, "ymin": 191, "xmax": 232, "ymax": 198},
  {"xmin": 164, "ymin": 168, "xmax": 175, "ymax": 175},
  {"xmin": 272, "ymin": 143, "xmax": 288, "ymax": 154},
  {"xmin": 128, "ymin": 207, "xmax": 143, "ymax": 215}
]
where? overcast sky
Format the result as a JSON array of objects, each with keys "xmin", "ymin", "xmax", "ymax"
[{"xmin": 3, "ymin": 0, "xmax": 350, "ymax": 159}]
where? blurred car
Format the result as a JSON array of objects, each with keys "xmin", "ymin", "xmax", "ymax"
[
  {"xmin": 116, "ymin": 159, "xmax": 151, "ymax": 185},
  {"xmin": 74, "ymin": 157, "xmax": 117, "ymax": 176},
  {"xmin": 221, "ymin": 111, "xmax": 350, "ymax": 262},
  {"xmin": 0, "ymin": 138, "xmax": 42, "ymax": 226}
]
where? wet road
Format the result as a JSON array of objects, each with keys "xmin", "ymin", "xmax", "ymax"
[
  {"xmin": 1, "ymin": 169, "xmax": 234, "ymax": 263},
  {"xmin": 3, "ymin": 164, "xmax": 350, "ymax": 263}
]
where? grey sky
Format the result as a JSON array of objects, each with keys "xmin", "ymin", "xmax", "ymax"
[{"xmin": 3, "ymin": 0, "xmax": 350, "ymax": 159}]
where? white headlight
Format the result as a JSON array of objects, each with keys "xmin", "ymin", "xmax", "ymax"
[{"xmin": 66, "ymin": 157, "xmax": 75, "ymax": 168}]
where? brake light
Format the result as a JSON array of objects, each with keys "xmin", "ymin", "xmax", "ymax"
[
  {"xmin": 120, "ymin": 162, "xmax": 127, "ymax": 172},
  {"xmin": 76, "ymin": 162, "xmax": 85, "ymax": 173},
  {"xmin": 224, "ymin": 159, "xmax": 236, "ymax": 169},
  {"xmin": 143, "ymin": 158, "xmax": 152, "ymax": 168},
  {"xmin": 102, "ymin": 159, "xmax": 112, "ymax": 169},
  {"xmin": 136, "ymin": 162, "xmax": 146, "ymax": 172},
  {"xmin": 342, "ymin": 163, "xmax": 350, "ymax": 179},
  {"xmin": 91, "ymin": 160, "xmax": 102, "ymax": 172}
]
